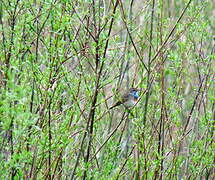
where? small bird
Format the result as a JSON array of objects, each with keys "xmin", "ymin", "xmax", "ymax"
[{"xmin": 110, "ymin": 88, "xmax": 140, "ymax": 109}]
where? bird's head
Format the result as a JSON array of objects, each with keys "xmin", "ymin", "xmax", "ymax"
[{"xmin": 129, "ymin": 88, "xmax": 140, "ymax": 100}]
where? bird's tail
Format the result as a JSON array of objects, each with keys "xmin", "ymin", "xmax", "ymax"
[{"xmin": 109, "ymin": 101, "xmax": 122, "ymax": 109}]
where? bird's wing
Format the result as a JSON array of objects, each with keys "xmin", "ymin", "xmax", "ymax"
[
  {"xmin": 121, "ymin": 93, "xmax": 129, "ymax": 103},
  {"xmin": 110, "ymin": 90, "xmax": 131, "ymax": 109}
]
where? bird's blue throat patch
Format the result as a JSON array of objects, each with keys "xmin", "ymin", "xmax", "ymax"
[{"xmin": 132, "ymin": 91, "xmax": 139, "ymax": 99}]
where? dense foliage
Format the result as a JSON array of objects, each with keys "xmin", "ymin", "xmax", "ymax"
[{"xmin": 0, "ymin": 0, "xmax": 214, "ymax": 179}]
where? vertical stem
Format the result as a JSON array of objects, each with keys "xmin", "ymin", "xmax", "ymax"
[
  {"xmin": 140, "ymin": 0, "xmax": 156, "ymax": 178},
  {"xmin": 142, "ymin": 0, "xmax": 155, "ymax": 126},
  {"xmin": 10, "ymin": 118, "xmax": 15, "ymax": 179},
  {"xmin": 48, "ymin": 101, "xmax": 52, "ymax": 179},
  {"xmin": 157, "ymin": 0, "xmax": 165, "ymax": 178}
]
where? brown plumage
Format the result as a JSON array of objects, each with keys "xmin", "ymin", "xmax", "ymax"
[{"xmin": 110, "ymin": 88, "xmax": 140, "ymax": 109}]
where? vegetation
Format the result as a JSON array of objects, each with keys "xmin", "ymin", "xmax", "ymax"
[{"xmin": 0, "ymin": 0, "xmax": 214, "ymax": 179}]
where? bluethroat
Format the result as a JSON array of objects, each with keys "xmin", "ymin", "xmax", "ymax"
[{"xmin": 110, "ymin": 88, "xmax": 140, "ymax": 109}]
